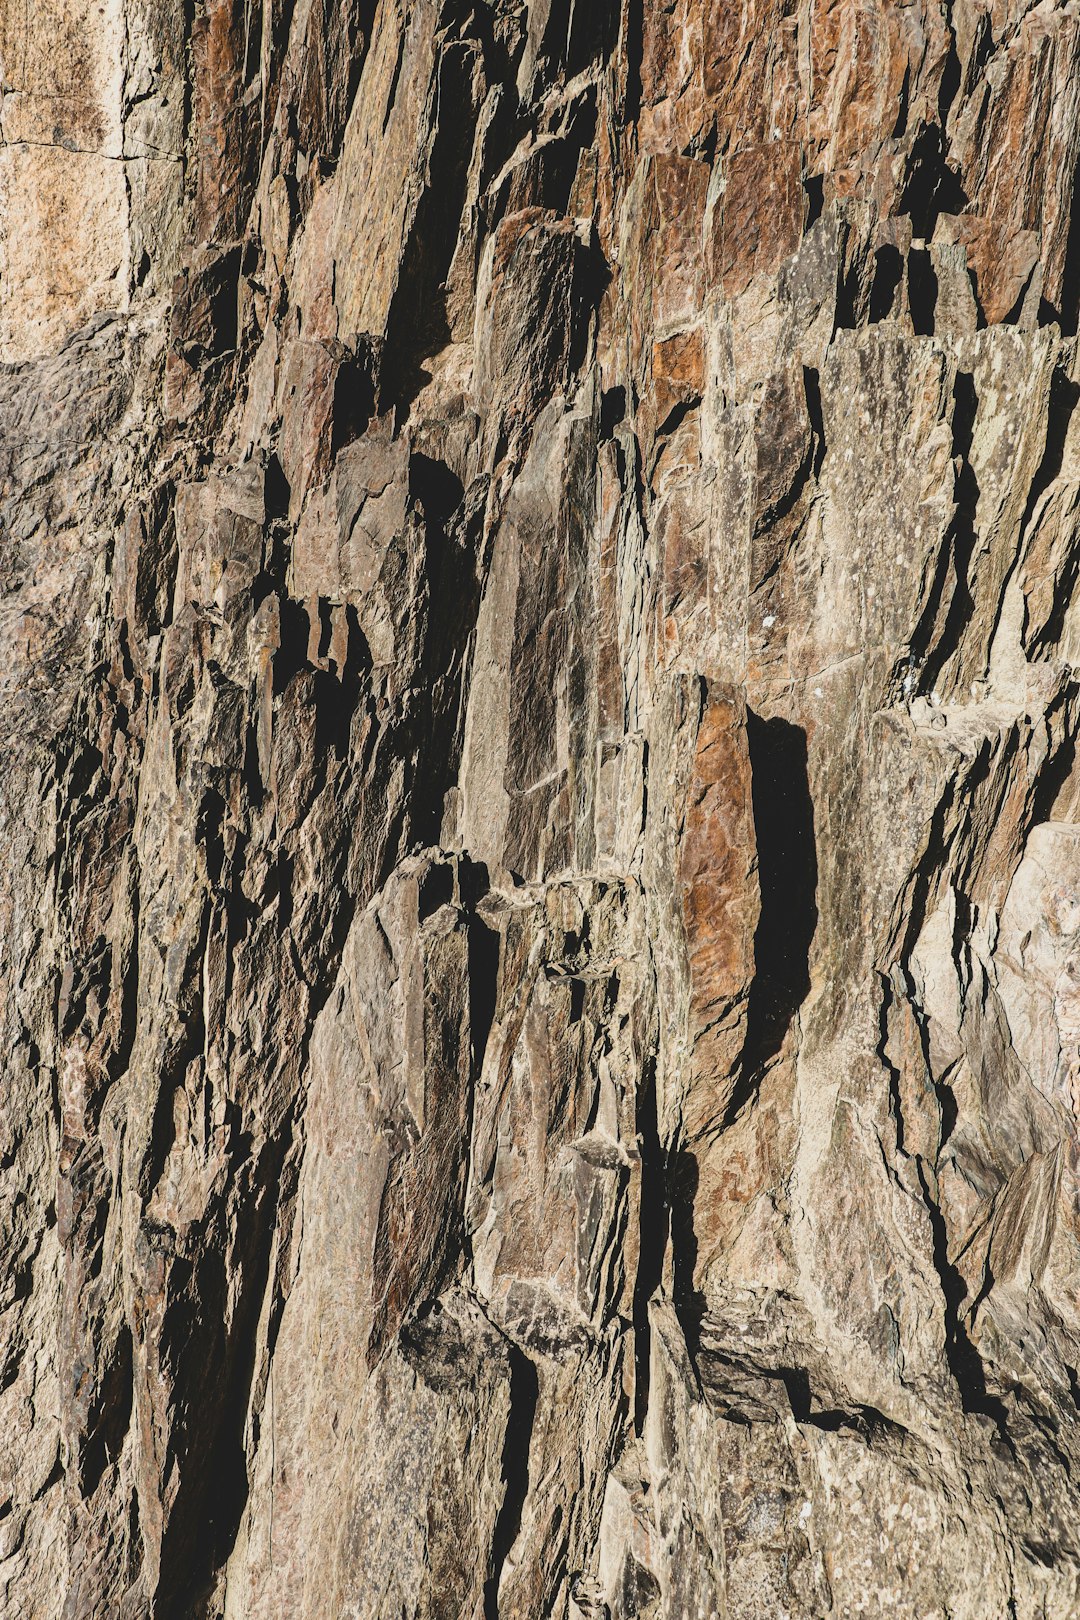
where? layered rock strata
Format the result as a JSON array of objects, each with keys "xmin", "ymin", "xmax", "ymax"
[{"xmin": 3, "ymin": 1, "xmax": 1080, "ymax": 1616}]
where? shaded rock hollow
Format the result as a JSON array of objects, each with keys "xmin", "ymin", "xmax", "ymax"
[{"xmin": 3, "ymin": 0, "xmax": 1080, "ymax": 1615}]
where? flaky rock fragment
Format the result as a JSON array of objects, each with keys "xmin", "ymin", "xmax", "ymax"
[{"xmin": 4, "ymin": 1, "xmax": 1080, "ymax": 1616}]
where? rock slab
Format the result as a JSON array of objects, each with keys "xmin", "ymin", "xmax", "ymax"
[{"xmin": 2, "ymin": 1, "xmax": 1080, "ymax": 1616}]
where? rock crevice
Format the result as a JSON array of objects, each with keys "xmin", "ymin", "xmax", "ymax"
[{"xmin": 3, "ymin": 1, "xmax": 1080, "ymax": 1616}]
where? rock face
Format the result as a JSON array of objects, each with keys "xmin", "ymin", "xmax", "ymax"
[{"xmin": 5, "ymin": 1, "xmax": 1080, "ymax": 1615}]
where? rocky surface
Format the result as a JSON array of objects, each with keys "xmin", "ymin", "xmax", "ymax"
[{"xmin": 3, "ymin": 0, "xmax": 1080, "ymax": 1615}]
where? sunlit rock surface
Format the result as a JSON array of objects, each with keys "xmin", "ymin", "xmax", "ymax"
[{"xmin": 3, "ymin": 1, "xmax": 1080, "ymax": 1615}]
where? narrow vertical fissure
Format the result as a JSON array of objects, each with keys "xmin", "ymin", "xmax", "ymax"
[
  {"xmin": 484, "ymin": 1348, "xmax": 539, "ymax": 1620},
  {"xmin": 729, "ymin": 712, "xmax": 817, "ymax": 1122}
]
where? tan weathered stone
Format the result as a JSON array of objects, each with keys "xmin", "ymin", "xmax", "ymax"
[{"xmin": 2, "ymin": 3, "xmax": 1080, "ymax": 1618}]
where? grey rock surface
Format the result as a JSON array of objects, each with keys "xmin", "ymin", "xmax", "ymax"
[{"xmin": 3, "ymin": 1, "xmax": 1080, "ymax": 1615}]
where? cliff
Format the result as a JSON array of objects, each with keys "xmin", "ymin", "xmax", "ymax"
[{"xmin": 2, "ymin": 1, "xmax": 1080, "ymax": 1615}]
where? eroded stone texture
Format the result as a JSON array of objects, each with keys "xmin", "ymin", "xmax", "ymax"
[{"xmin": 4, "ymin": 1, "xmax": 1080, "ymax": 1616}]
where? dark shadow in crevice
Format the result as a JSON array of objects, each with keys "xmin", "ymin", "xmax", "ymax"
[
  {"xmin": 1026, "ymin": 370, "xmax": 1080, "ymax": 529},
  {"xmin": 937, "ymin": 27, "xmax": 962, "ymax": 128},
  {"xmin": 914, "ymin": 1158, "xmax": 1014, "ymax": 1449},
  {"xmin": 833, "ymin": 251, "xmax": 866, "ymax": 330},
  {"xmin": 313, "ymin": 605, "xmax": 370, "ymax": 761},
  {"xmin": 1002, "ymin": 258, "xmax": 1040, "ymax": 327},
  {"xmin": 908, "ymin": 244, "xmax": 939, "ymax": 335},
  {"xmin": 154, "ymin": 1114, "xmax": 297, "ymax": 1620},
  {"xmin": 937, "ymin": 1070, "xmax": 959, "ymax": 1150},
  {"xmin": 727, "ymin": 714, "xmax": 817, "ymax": 1123},
  {"xmin": 876, "ymin": 972, "xmax": 907, "ymax": 1155},
  {"xmin": 803, "ymin": 365, "xmax": 826, "ymax": 478},
  {"xmin": 380, "ymin": 40, "xmax": 477, "ymax": 416},
  {"xmin": 804, "ymin": 174, "xmax": 824, "ymax": 231},
  {"xmin": 564, "ymin": 0, "xmax": 620, "ymax": 75},
  {"xmin": 633, "ymin": 1051, "xmax": 667, "ymax": 1432},
  {"xmin": 1041, "ymin": 150, "xmax": 1080, "ymax": 336},
  {"xmin": 484, "ymin": 1347, "xmax": 539, "ymax": 1620},
  {"xmin": 654, "ymin": 397, "xmax": 699, "ymax": 444},
  {"xmin": 263, "ymin": 454, "xmax": 291, "ymax": 523},
  {"xmin": 409, "ymin": 452, "xmax": 465, "ymax": 528},
  {"xmin": 966, "ymin": 12, "xmax": 996, "ymax": 96},
  {"xmin": 467, "ymin": 912, "xmax": 500, "ymax": 1083},
  {"xmin": 893, "ymin": 65, "xmax": 911, "ymax": 138},
  {"xmin": 294, "ymin": 0, "xmax": 379, "ymax": 166},
  {"xmin": 600, "ymin": 385, "xmax": 626, "ymax": 439},
  {"xmin": 496, "ymin": 89, "xmax": 597, "ymax": 215},
  {"xmin": 79, "ymin": 1325, "xmax": 134, "ymax": 1499},
  {"xmin": 380, "ymin": 8, "xmax": 406, "ymax": 133},
  {"xmin": 1023, "ymin": 371, "xmax": 1080, "ymax": 657},
  {"xmin": 406, "ymin": 484, "xmax": 485, "ymax": 849},
  {"xmin": 898, "ymin": 122, "xmax": 968, "ymax": 241},
  {"xmin": 271, "ymin": 598, "xmax": 310, "ymax": 697},
  {"xmin": 870, "ymin": 244, "xmax": 904, "ymax": 322},
  {"xmin": 669, "ymin": 1146, "xmax": 705, "ymax": 1356},
  {"xmin": 623, "ymin": 0, "xmax": 645, "ymax": 123},
  {"xmin": 779, "ymin": 1365, "xmax": 907, "ymax": 1438},
  {"xmin": 1065, "ymin": 1363, "xmax": 1080, "ymax": 1412},
  {"xmin": 1031, "ymin": 728, "xmax": 1077, "ymax": 825},
  {"xmin": 568, "ymin": 231, "xmax": 612, "ymax": 378},
  {"xmin": 332, "ymin": 339, "xmax": 380, "ymax": 452}
]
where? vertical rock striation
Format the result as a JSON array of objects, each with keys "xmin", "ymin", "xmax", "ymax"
[{"xmin": 3, "ymin": 2, "xmax": 1080, "ymax": 1615}]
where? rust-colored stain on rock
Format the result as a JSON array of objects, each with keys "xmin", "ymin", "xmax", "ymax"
[{"xmin": 2, "ymin": 1, "xmax": 1080, "ymax": 1617}]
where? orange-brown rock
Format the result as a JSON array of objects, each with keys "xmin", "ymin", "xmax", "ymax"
[{"xmin": 3, "ymin": 1, "xmax": 1080, "ymax": 1617}]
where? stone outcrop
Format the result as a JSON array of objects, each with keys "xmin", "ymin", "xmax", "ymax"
[{"xmin": 3, "ymin": 1, "xmax": 1080, "ymax": 1615}]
